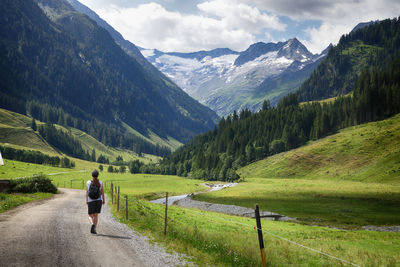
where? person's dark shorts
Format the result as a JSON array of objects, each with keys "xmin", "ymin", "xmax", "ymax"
[{"xmin": 88, "ymin": 200, "xmax": 102, "ymax": 214}]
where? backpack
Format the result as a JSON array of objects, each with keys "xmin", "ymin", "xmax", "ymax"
[{"xmin": 88, "ymin": 181, "xmax": 100, "ymax": 199}]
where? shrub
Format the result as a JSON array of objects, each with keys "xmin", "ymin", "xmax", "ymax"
[{"xmin": 9, "ymin": 174, "xmax": 57, "ymax": 194}]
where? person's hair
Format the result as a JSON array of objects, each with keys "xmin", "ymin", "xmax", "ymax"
[{"xmin": 92, "ymin": 169, "xmax": 100, "ymax": 187}]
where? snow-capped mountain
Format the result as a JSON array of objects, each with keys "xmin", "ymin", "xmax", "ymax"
[{"xmin": 142, "ymin": 38, "xmax": 327, "ymax": 116}]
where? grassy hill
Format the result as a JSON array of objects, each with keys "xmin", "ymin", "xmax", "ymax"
[
  {"xmin": 0, "ymin": 108, "xmax": 159, "ymax": 165},
  {"xmin": 194, "ymin": 114, "xmax": 400, "ymax": 227},
  {"xmin": 239, "ymin": 113, "xmax": 400, "ymax": 182}
]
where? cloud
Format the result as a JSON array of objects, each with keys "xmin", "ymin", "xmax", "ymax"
[
  {"xmin": 197, "ymin": 0, "xmax": 286, "ymax": 32},
  {"xmin": 247, "ymin": 0, "xmax": 400, "ymax": 53},
  {"xmin": 91, "ymin": 1, "xmax": 286, "ymax": 52}
]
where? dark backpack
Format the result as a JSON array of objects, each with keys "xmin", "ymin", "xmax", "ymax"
[{"xmin": 88, "ymin": 181, "xmax": 100, "ymax": 199}]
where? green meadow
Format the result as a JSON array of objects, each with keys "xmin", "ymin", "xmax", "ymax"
[
  {"xmin": 0, "ymin": 192, "xmax": 53, "ymax": 213},
  {"xmin": 1, "ymin": 160, "xmax": 400, "ymax": 266},
  {"xmin": 0, "ymin": 108, "xmax": 159, "ymax": 164},
  {"xmin": 194, "ymin": 114, "xmax": 400, "ymax": 228},
  {"xmin": 110, "ymin": 193, "xmax": 400, "ymax": 266},
  {"xmin": 1, "ymin": 112, "xmax": 400, "ymax": 266}
]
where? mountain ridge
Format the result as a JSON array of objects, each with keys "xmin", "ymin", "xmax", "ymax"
[
  {"xmin": 142, "ymin": 38, "xmax": 325, "ymax": 116},
  {"xmin": 0, "ymin": 0, "xmax": 219, "ymax": 157}
]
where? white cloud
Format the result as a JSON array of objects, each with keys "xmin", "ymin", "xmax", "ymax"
[
  {"xmin": 197, "ymin": 0, "xmax": 286, "ymax": 32},
  {"xmin": 79, "ymin": 0, "xmax": 399, "ymax": 54},
  {"xmin": 248, "ymin": 0, "xmax": 400, "ymax": 53},
  {"xmin": 90, "ymin": 1, "xmax": 285, "ymax": 52}
]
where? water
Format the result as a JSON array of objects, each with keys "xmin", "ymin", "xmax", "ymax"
[{"xmin": 150, "ymin": 183, "xmax": 238, "ymax": 206}]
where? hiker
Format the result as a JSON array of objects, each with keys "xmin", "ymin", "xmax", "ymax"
[{"xmin": 86, "ymin": 169, "xmax": 105, "ymax": 234}]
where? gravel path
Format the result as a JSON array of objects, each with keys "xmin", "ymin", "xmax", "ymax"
[
  {"xmin": 176, "ymin": 197, "xmax": 294, "ymax": 221},
  {"xmin": 0, "ymin": 189, "xmax": 191, "ymax": 267}
]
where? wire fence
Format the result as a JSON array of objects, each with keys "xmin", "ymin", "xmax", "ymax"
[
  {"xmin": 57, "ymin": 179, "xmax": 361, "ymax": 266},
  {"xmin": 104, "ymin": 183, "xmax": 361, "ymax": 267}
]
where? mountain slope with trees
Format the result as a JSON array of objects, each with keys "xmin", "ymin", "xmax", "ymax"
[
  {"xmin": 0, "ymin": 0, "xmax": 218, "ymax": 157},
  {"xmin": 297, "ymin": 18, "xmax": 400, "ymax": 101},
  {"xmin": 155, "ymin": 18, "xmax": 400, "ymax": 180}
]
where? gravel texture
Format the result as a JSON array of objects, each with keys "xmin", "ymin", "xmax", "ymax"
[
  {"xmin": 0, "ymin": 188, "xmax": 192, "ymax": 267},
  {"xmin": 362, "ymin": 225, "xmax": 400, "ymax": 232},
  {"xmin": 174, "ymin": 183, "xmax": 294, "ymax": 221}
]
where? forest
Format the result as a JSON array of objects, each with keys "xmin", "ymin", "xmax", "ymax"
[
  {"xmin": 0, "ymin": 146, "xmax": 75, "ymax": 168},
  {"xmin": 154, "ymin": 58, "xmax": 400, "ymax": 181},
  {"xmin": 29, "ymin": 101, "xmax": 171, "ymax": 157},
  {"xmin": 297, "ymin": 17, "xmax": 400, "ymax": 101}
]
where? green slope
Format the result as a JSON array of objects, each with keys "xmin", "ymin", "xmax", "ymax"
[
  {"xmin": 194, "ymin": 114, "xmax": 400, "ymax": 227},
  {"xmin": 0, "ymin": 108, "xmax": 157, "ymax": 164},
  {"xmin": 297, "ymin": 17, "xmax": 400, "ymax": 101},
  {"xmin": 239, "ymin": 113, "xmax": 400, "ymax": 183}
]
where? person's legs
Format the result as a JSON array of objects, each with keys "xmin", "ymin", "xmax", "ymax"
[
  {"xmin": 93, "ymin": 213, "xmax": 98, "ymax": 227},
  {"xmin": 88, "ymin": 214, "xmax": 95, "ymax": 225}
]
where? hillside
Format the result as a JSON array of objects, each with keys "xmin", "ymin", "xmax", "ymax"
[
  {"xmin": 157, "ymin": 53, "xmax": 400, "ymax": 180},
  {"xmin": 193, "ymin": 114, "xmax": 400, "ymax": 227},
  {"xmin": 0, "ymin": 108, "xmax": 157, "ymax": 164},
  {"xmin": 0, "ymin": 0, "xmax": 218, "ymax": 157},
  {"xmin": 297, "ymin": 17, "xmax": 400, "ymax": 101},
  {"xmin": 239, "ymin": 113, "xmax": 400, "ymax": 183}
]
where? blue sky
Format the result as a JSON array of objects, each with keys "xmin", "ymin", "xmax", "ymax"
[{"xmin": 78, "ymin": 0, "xmax": 400, "ymax": 54}]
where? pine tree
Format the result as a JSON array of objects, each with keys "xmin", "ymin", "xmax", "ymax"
[{"xmin": 31, "ymin": 118, "xmax": 37, "ymax": 131}]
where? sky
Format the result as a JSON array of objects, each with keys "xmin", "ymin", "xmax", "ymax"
[{"xmin": 78, "ymin": 0, "xmax": 400, "ymax": 54}]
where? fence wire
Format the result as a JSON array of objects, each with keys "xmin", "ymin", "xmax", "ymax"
[{"xmin": 109, "ymin": 189, "xmax": 361, "ymax": 267}]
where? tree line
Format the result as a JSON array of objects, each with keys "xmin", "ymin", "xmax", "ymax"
[
  {"xmin": 28, "ymin": 101, "xmax": 171, "ymax": 157},
  {"xmin": 0, "ymin": 146, "xmax": 75, "ymax": 168},
  {"xmin": 153, "ymin": 59, "xmax": 400, "ymax": 181}
]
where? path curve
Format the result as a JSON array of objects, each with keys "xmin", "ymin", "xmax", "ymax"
[{"xmin": 0, "ymin": 189, "xmax": 190, "ymax": 267}]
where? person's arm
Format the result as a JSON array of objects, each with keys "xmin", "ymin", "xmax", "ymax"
[
  {"xmin": 86, "ymin": 182, "xmax": 88, "ymax": 205},
  {"xmin": 101, "ymin": 183, "xmax": 105, "ymax": 204}
]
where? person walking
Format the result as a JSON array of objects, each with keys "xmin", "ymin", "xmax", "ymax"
[{"xmin": 86, "ymin": 169, "xmax": 105, "ymax": 234}]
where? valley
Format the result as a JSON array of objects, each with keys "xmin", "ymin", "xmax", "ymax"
[{"xmin": 1, "ymin": 0, "xmax": 400, "ymax": 266}]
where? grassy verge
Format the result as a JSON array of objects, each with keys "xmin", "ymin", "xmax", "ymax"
[
  {"xmin": 48, "ymin": 172, "xmax": 207, "ymax": 200},
  {"xmin": 0, "ymin": 159, "xmax": 75, "ymax": 178},
  {"xmin": 192, "ymin": 115, "xmax": 400, "ymax": 228},
  {"xmin": 194, "ymin": 178, "xmax": 400, "ymax": 228},
  {"xmin": 109, "ymin": 194, "xmax": 400, "ymax": 266},
  {"xmin": 0, "ymin": 192, "xmax": 53, "ymax": 213}
]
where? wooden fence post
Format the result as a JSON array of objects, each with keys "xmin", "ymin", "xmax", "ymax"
[
  {"xmin": 255, "ymin": 204, "xmax": 266, "ymax": 267},
  {"xmin": 125, "ymin": 195, "xmax": 128, "ymax": 220},
  {"xmin": 164, "ymin": 192, "xmax": 168, "ymax": 237},
  {"xmin": 111, "ymin": 182, "xmax": 113, "ymax": 204},
  {"xmin": 117, "ymin": 186, "xmax": 120, "ymax": 211}
]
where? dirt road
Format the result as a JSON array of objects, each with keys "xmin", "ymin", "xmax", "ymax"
[{"xmin": 0, "ymin": 189, "xmax": 189, "ymax": 267}]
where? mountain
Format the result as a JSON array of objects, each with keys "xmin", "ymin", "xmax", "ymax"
[
  {"xmin": 141, "ymin": 38, "xmax": 325, "ymax": 116},
  {"xmin": 297, "ymin": 18, "xmax": 400, "ymax": 101},
  {"xmin": 350, "ymin": 20, "xmax": 379, "ymax": 33},
  {"xmin": 155, "ymin": 18, "xmax": 400, "ymax": 181},
  {"xmin": 0, "ymin": 0, "xmax": 219, "ymax": 157}
]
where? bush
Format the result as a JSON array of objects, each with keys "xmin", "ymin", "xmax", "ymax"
[
  {"xmin": 9, "ymin": 174, "xmax": 57, "ymax": 194},
  {"xmin": 13, "ymin": 183, "xmax": 32, "ymax": 193}
]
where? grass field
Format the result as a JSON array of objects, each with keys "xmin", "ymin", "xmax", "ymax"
[
  {"xmin": 2, "ymin": 108, "xmax": 400, "ymax": 265},
  {"xmin": 194, "ymin": 114, "xmax": 400, "ymax": 228},
  {"xmin": 110, "ymin": 193, "xmax": 400, "ymax": 266},
  {"xmin": 0, "ymin": 192, "xmax": 53, "ymax": 213},
  {"xmin": 2, "ymin": 160, "xmax": 399, "ymax": 266},
  {"xmin": 0, "ymin": 108, "xmax": 160, "ymax": 164}
]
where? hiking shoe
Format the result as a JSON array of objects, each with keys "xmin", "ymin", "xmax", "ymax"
[{"xmin": 91, "ymin": 224, "xmax": 96, "ymax": 234}]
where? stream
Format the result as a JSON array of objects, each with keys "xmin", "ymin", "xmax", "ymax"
[{"xmin": 150, "ymin": 183, "xmax": 294, "ymax": 221}]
